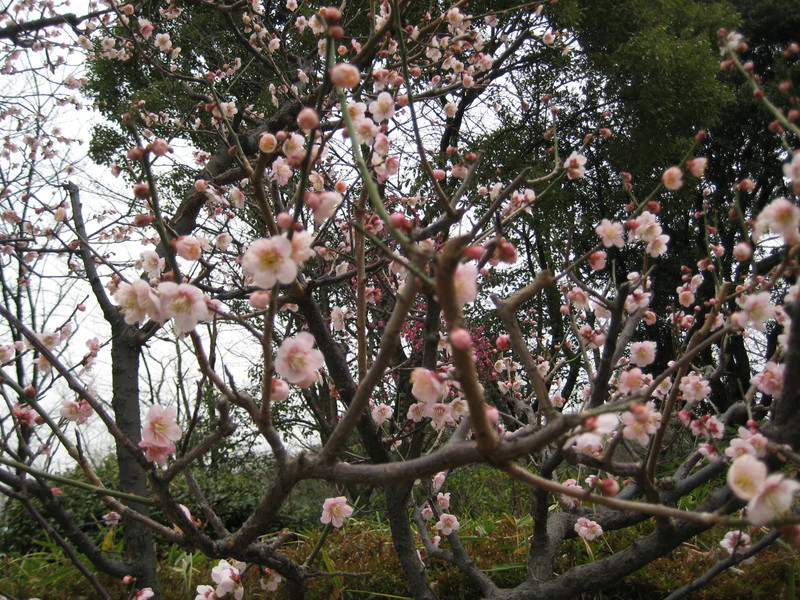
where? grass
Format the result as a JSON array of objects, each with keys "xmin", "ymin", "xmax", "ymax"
[{"xmin": 1, "ymin": 512, "xmax": 798, "ymax": 599}]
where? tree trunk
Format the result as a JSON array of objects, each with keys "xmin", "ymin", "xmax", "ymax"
[{"xmin": 111, "ymin": 324, "xmax": 161, "ymax": 597}]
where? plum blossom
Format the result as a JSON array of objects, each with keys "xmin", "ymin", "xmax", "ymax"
[
  {"xmin": 60, "ymin": 399, "xmax": 93, "ymax": 424},
  {"xmin": 372, "ymin": 403, "xmax": 393, "ymax": 425},
  {"xmin": 453, "ymin": 263, "xmax": 478, "ymax": 306},
  {"xmin": 102, "ymin": 511, "xmax": 121, "ymax": 526},
  {"xmin": 618, "ymin": 368, "xmax": 647, "ymax": 396},
  {"xmin": 574, "ymin": 517, "xmax": 603, "ymax": 540},
  {"xmin": 275, "ymin": 332, "xmax": 324, "ymax": 388},
  {"xmin": 242, "ymin": 236, "xmax": 298, "ymax": 288},
  {"xmin": 194, "ymin": 585, "xmax": 218, "ymax": 600},
  {"xmin": 595, "ymin": 219, "xmax": 625, "ymax": 248},
  {"xmin": 174, "ymin": 235, "xmax": 204, "ymax": 261},
  {"xmin": 728, "ymin": 455, "xmax": 800, "ymax": 525},
  {"xmin": 750, "ymin": 361, "xmax": 785, "ymax": 398},
  {"xmin": 748, "ymin": 474, "xmax": 800, "ymax": 526},
  {"xmin": 564, "ymin": 151, "xmax": 586, "ymax": 179},
  {"xmin": 261, "ymin": 568, "xmax": 283, "ymax": 592},
  {"xmin": 369, "ymin": 91, "xmax": 395, "ymax": 122},
  {"xmin": 621, "ymin": 402, "xmax": 661, "ymax": 446},
  {"xmin": 435, "ymin": 513, "xmax": 460, "ymax": 535},
  {"xmin": 720, "ymin": 530, "xmax": 751, "ymax": 555},
  {"xmin": 137, "ymin": 251, "xmax": 165, "ymax": 281},
  {"xmin": 410, "ymin": 368, "xmax": 445, "ymax": 403},
  {"xmin": 661, "ymin": 166, "xmax": 683, "ymax": 190},
  {"xmin": 784, "ymin": 151, "xmax": 800, "ymax": 194},
  {"xmin": 158, "ymin": 282, "xmax": 211, "ymax": 334},
  {"xmin": 330, "ymin": 63, "xmax": 361, "ymax": 88},
  {"xmin": 113, "ymin": 280, "xmax": 162, "ymax": 326},
  {"xmin": 321, "ymin": 496, "xmax": 354, "ymax": 527},
  {"xmin": 141, "ymin": 405, "xmax": 182, "ymax": 447},
  {"xmin": 211, "ymin": 559, "xmax": 244, "ymax": 600},
  {"xmin": 629, "ymin": 341, "xmax": 657, "ymax": 367},
  {"xmin": 678, "ymin": 372, "xmax": 711, "ymax": 402},
  {"xmin": 732, "ymin": 291, "xmax": 775, "ymax": 331},
  {"xmin": 753, "ymin": 197, "xmax": 800, "ymax": 245}
]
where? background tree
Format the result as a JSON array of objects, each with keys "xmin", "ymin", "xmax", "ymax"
[{"xmin": 1, "ymin": 1, "xmax": 800, "ymax": 600}]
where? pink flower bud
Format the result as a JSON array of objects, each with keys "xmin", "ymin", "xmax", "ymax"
[
  {"xmin": 330, "ymin": 63, "xmax": 361, "ymax": 88},
  {"xmin": 249, "ymin": 290, "xmax": 271, "ymax": 310},
  {"xmin": 449, "ymin": 327, "xmax": 472, "ymax": 350},
  {"xmin": 276, "ymin": 212, "xmax": 294, "ymax": 229},
  {"xmin": 194, "ymin": 179, "xmax": 208, "ymax": 192},
  {"xmin": 127, "ymin": 147, "xmax": 144, "ymax": 161},
  {"xmin": 133, "ymin": 183, "xmax": 151, "ymax": 198},
  {"xmin": 496, "ymin": 335, "xmax": 511, "ymax": 351},
  {"xmin": 432, "ymin": 169, "xmax": 446, "ymax": 181},
  {"xmin": 259, "ymin": 133, "xmax": 278, "ymax": 153},
  {"xmin": 297, "ymin": 107, "xmax": 320, "ymax": 130},
  {"xmin": 149, "ymin": 138, "xmax": 169, "ymax": 156}
]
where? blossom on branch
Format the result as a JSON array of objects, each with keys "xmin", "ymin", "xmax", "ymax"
[
  {"xmin": 321, "ymin": 496, "xmax": 354, "ymax": 528},
  {"xmin": 275, "ymin": 332, "xmax": 324, "ymax": 388}
]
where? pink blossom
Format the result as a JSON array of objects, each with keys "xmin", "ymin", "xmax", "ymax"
[
  {"xmin": 679, "ymin": 372, "xmax": 711, "ymax": 402},
  {"xmin": 407, "ymin": 403, "xmax": 426, "ymax": 422},
  {"xmin": 270, "ymin": 156, "xmax": 294, "ymax": 185},
  {"xmin": 589, "ymin": 250, "xmax": 607, "ymax": 270},
  {"xmin": 142, "ymin": 405, "xmax": 182, "ymax": 446},
  {"xmin": 134, "ymin": 589, "xmax": 155, "ymax": 600},
  {"xmin": 312, "ymin": 191, "xmax": 343, "ymax": 225},
  {"xmin": 158, "ymin": 282, "xmax": 211, "ymax": 334},
  {"xmin": 733, "ymin": 241, "xmax": 752, "ymax": 261},
  {"xmin": 727, "ymin": 454, "xmax": 767, "ymax": 501},
  {"xmin": 410, "ymin": 368, "xmax": 445, "ymax": 403},
  {"xmin": 139, "ymin": 440, "xmax": 175, "ymax": 465},
  {"xmin": 733, "ymin": 291, "xmax": 774, "ymax": 331},
  {"xmin": 618, "ymin": 368, "xmax": 646, "ymax": 396},
  {"xmin": 369, "ymin": 91, "xmax": 395, "ymax": 122},
  {"xmin": 113, "ymin": 280, "xmax": 162, "ymax": 326},
  {"xmin": 560, "ymin": 478, "xmax": 582, "ymax": 507},
  {"xmin": 435, "ymin": 513, "xmax": 460, "ymax": 535},
  {"xmin": 720, "ymin": 530, "xmax": 751, "ymax": 556},
  {"xmin": 574, "ymin": 517, "xmax": 603, "ymax": 540},
  {"xmin": 686, "ymin": 157, "xmax": 708, "ymax": 177},
  {"xmin": 661, "ymin": 166, "xmax": 683, "ymax": 190},
  {"xmin": 174, "ymin": 236, "xmax": 203, "ymax": 261},
  {"xmin": 60, "ymin": 399, "xmax": 93, "ymax": 424},
  {"xmin": 564, "ymin": 151, "xmax": 586, "ymax": 179},
  {"xmin": 211, "ymin": 559, "xmax": 244, "ymax": 600},
  {"xmin": 784, "ymin": 151, "xmax": 800, "ymax": 194},
  {"xmin": 372, "ymin": 403, "xmax": 393, "ymax": 425},
  {"xmin": 102, "ymin": 511, "xmax": 121, "ymax": 526},
  {"xmin": 750, "ymin": 361, "xmax": 785, "ymax": 398},
  {"xmin": 748, "ymin": 474, "xmax": 800, "ymax": 526},
  {"xmin": 242, "ymin": 236, "xmax": 298, "ymax": 288},
  {"xmin": 621, "ymin": 401, "xmax": 661, "ymax": 446},
  {"xmin": 453, "ymin": 263, "xmax": 478, "ymax": 306},
  {"xmin": 271, "ymin": 378, "xmax": 290, "ymax": 402},
  {"xmin": 629, "ymin": 341, "xmax": 656, "ymax": 367},
  {"xmin": 289, "ymin": 229, "xmax": 315, "ymax": 266},
  {"xmin": 437, "ymin": 492, "xmax": 451, "ymax": 509},
  {"xmin": 753, "ymin": 197, "xmax": 800, "ymax": 245},
  {"xmin": 432, "ymin": 471, "xmax": 447, "ymax": 492},
  {"xmin": 595, "ymin": 219, "xmax": 625, "ymax": 248},
  {"xmin": 194, "ymin": 584, "xmax": 219, "ymax": 600},
  {"xmin": 330, "ymin": 63, "xmax": 361, "ymax": 88},
  {"xmin": 426, "ymin": 402, "xmax": 453, "ymax": 430},
  {"xmin": 260, "ymin": 567, "xmax": 283, "ymax": 592},
  {"xmin": 321, "ymin": 496, "xmax": 354, "ymax": 527},
  {"xmin": 275, "ymin": 332, "xmax": 324, "ymax": 388}
]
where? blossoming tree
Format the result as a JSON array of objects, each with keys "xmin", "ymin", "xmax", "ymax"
[{"xmin": 2, "ymin": 0, "xmax": 800, "ymax": 598}]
